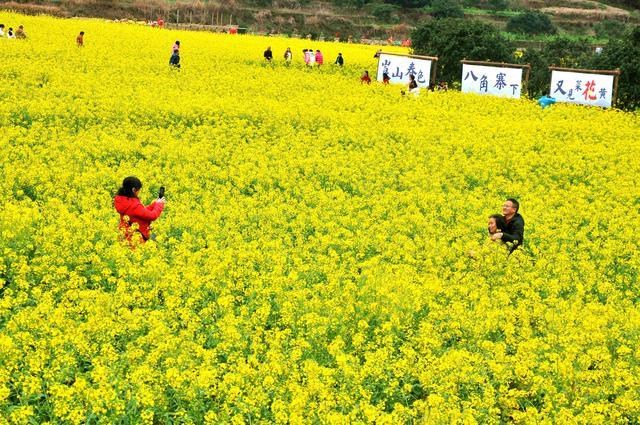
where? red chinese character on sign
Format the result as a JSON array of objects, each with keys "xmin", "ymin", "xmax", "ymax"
[{"xmin": 583, "ymin": 80, "xmax": 597, "ymax": 101}]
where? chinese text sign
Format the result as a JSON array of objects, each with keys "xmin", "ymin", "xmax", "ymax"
[
  {"xmin": 461, "ymin": 64, "xmax": 524, "ymax": 99},
  {"xmin": 550, "ymin": 70, "xmax": 615, "ymax": 108},
  {"xmin": 376, "ymin": 54, "xmax": 433, "ymax": 88}
]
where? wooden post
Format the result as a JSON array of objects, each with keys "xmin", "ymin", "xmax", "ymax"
[
  {"xmin": 612, "ymin": 68, "xmax": 620, "ymax": 106},
  {"xmin": 431, "ymin": 60, "xmax": 437, "ymax": 87}
]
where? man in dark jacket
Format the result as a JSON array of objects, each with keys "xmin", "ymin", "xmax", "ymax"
[
  {"xmin": 491, "ymin": 198, "xmax": 525, "ymax": 252},
  {"xmin": 264, "ymin": 46, "xmax": 273, "ymax": 61}
]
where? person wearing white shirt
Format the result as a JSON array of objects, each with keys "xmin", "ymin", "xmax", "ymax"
[
  {"xmin": 307, "ymin": 48, "xmax": 315, "ymax": 66},
  {"xmin": 0, "ymin": 24, "xmax": 5, "ymax": 38}
]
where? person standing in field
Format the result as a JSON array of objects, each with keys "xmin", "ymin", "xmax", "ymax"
[
  {"xmin": 284, "ymin": 47, "xmax": 292, "ymax": 65},
  {"xmin": 307, "ymin": 48, "xmax": 316, "ymax": 66},
  {"xmin": 264, "ymin": 46, "xmax": 273, "ymax": 61},
  {"xmin": 382, "ymin": 72, "xmax": 390, "ymax": 84},
  {"xmin": 172, "ymin": 40, "xmax": 180, "ymax": 53},
  {"xmin": 407, "ymin": 74, "xmax": 420, "ymax": 97},
  {"xmin": 335, "ymin": 52, "xmax": 344, "ymax": 67},
  {"xmin": 490, "ymin": 198, "xmax": 525, "ymax": 253},
  {"xmin": 169, "ymin": 49, "xmax": 180, "ymax": 68},
  {"xmin": 76, "ymin": 31, "xmax": 85, "ymax": 47},
  {"xmin": 0, "ymin": 24, "xmax": 5, "ymax": 38},
  {"xmin": 315, "ymin": 49, "xmax": 324, "ymax": 67},
  {"xmin": 361, "ymin": 70, "xmax": 371, "ymax": 84},
  {"xmin": 15, "ymin": 25, "xmax": 26, "ymax": 39},
  {"xmin": 7, "ymin": 27, "xmax": 15, "ymax": 39},
  {"xmin": 114, "ymin": 177, "xmax": 166, "ymax": 243}
]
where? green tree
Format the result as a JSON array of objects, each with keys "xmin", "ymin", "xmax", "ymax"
[
  {"xmin": 592, "ymin": 26, "xmax": 640, "ymax": 109},
  {"xmin": 411, "ymin": 18, "xmax": 512, "ymax": 83},
  {"xmin": 430, "ymin": 0, "xmax": 464, "ymax": 19},
  {"xmin": 506, "ymin": 11, "xmax": 557, "ymax": 35}
]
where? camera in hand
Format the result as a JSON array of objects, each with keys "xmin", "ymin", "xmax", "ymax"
[{"xmin": 158, "ymin": 186, "xmax": 165, "ymax": 198}]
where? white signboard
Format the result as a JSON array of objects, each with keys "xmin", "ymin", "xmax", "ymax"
[
  {"xmin": 376, "ymin": 53, "xmax": 434, "ymax": 88},
  {"xmin": 550, "ymin": 70, "xmax": 615, "ymax": 108},
  {"xmin": 461, "ymin": 63, "xmax": 524, "ymax": 98}
]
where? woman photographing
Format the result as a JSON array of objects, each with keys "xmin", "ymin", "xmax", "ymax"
[{"xmin": 114, "ymin": 176, "xmax": 166, "ymax": 243}]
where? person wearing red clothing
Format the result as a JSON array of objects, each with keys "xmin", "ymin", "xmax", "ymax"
[
  {"xmin": 360, "ymin": 70, "xmax": 371, "ymax": 84},
  {"xmin": 114, "ymin": 176, "xmax": 166, "ymax": 243}
]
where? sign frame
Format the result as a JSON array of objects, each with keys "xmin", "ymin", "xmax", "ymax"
[
  {"xmin": 460, "ymin": 60, "xmax": 531, "ymax": 94},
  {"xmin": 376, "ymin": 52, "xmax": 439, "ymax": 87},
  {"xmin": 548, "ymin": 66, "xmax": 621, "ymax": 107}
]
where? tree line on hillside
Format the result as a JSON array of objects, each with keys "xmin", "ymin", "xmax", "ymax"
[{"xmin": 411, "ymin": 18, "xmax": 640, "ymax": 109}]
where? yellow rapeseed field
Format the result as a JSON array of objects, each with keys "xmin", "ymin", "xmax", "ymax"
[{"xmin": 1, "ymin": 11, "xmax": 639, "ymax": 424}]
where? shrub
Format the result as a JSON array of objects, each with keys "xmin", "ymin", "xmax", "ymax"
[
  {"xmin": 370, "ymin": 3, "xmax": 401, "ymax": 23},
  {"xmin": 506, "ymin": 10, "xmax": 557, "ymax": 35},
  {"xmin": 594, "ymin": 19, "xmax": 628, "ymax": 40},
  {"xmin": 430, "ymin": 0, "xmax": 465, "ymax": 19}
]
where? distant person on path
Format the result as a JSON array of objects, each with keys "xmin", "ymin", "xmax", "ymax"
[
  {"xmin": 284, "ymin": 47, "xmax": 292, "ymax": 64},
  {"xmin": 114, "ymin": 177, "xmax": 166, "ymax": 243},
  {"xmin": 307, "ymin": 48, "xmax": 316, "ymax": 66},
  {"xmin": 169, "ymin": 50, "xmax": 180, "ymax": 68},
  {"xmin": 15, "ymin": 25, "xmax": 26, "ymax": 39},
  {"xmin": 374, "ymin": 49, "xmax": 382, "ymax": 58},
  {"xmin": 172, "ymin": 40, "xmax": 180, "ymax": 53},
  {"xmin": 264, "ymin": 46, "xmax": 273, "ymax": 61},
  {"xmin": 315, "ymin": 49, "xmax": 324, "ymax": 66},
  {"xmin": 157, "ymin": 17, "xmax": 164, "ymax": 28},
  {"xmin": 76, "ymin": 31, "xmax": 85, "ymax": 47},
  {"xmin": 361, "ymin": 70, "xmax": 371, "ymax": 84},
  {"xmin": 490, "ymin": 198, "xmax": 525, "ymax": 252},
  {"xmin": 538, "ymin": 91, "xmax": 556, "ymax": 109},
  {"xmin": 335, "ymin": 52, "xmax": 344, "ymax": 66}
]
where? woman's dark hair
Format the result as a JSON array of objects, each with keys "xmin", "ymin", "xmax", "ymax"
[
  {"xmin": 117, "ymin": 176, "xmax": 142, "ymax": 197},
  {"xmin": 175, "ymin": 40, "xmax": 180, "ymax": 45},
  {"xmin": 489, "ymin": 214, "xmax": 507, "ymax": 231}
]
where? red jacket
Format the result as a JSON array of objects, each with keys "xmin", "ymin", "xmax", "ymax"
[{"xmin": 114, "ymin": 195, "xmax": 164, "ymax": 240}]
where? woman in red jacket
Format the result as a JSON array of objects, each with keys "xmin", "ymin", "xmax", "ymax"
[{"xmin": 114, "ymin": 176, "xmax": 166, "ymax": 242}]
